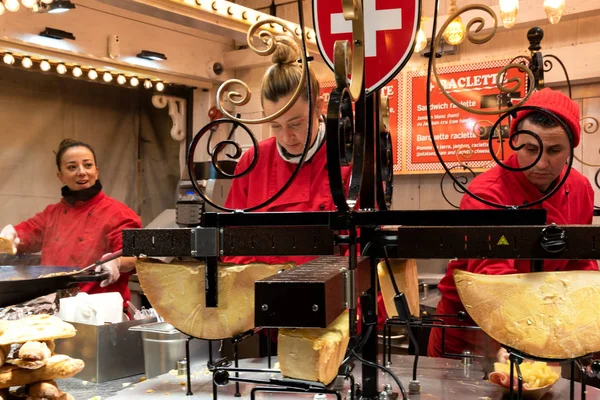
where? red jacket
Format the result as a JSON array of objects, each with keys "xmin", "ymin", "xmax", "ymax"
[
  {"xmin": 428, "ymin": 154, "xmax": 599, "ymax": 358},
  {"xmin": 223, "ymin": 137, "xmax": 387, "ymax": 329},
  {"xmin": 15, "ymin": 191, "xmax": 142, "ymax": 305}
]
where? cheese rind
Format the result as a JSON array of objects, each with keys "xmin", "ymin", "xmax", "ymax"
[
  {"xmin": 454, "ymin": 269, "xmax": 600, "ymax": 359},
  {"xmin": 278, "ymin": 310, "xmax": 349, "ymax": 385},
  {"xmin": 136, "ymin": 259, "xmax": 293, "ymax": 340},
  {"xmin": 377, "ymin": 259, "xmax": 419, "ymax": 318}
]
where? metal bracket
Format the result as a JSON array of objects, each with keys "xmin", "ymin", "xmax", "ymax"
[{"xmin": 191, "ymin": 227, "xmax": 219, "ymax": 257}]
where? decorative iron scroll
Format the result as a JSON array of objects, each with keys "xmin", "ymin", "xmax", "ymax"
[
  {"xmin": 186, "ymin": 4, "xmax": 316, "ymax": 212},
  {"xmin": 428, "ymin": 7, "xmax": 575, "ymax": 209}
]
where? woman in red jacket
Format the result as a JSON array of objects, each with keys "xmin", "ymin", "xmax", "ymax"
[
  {"xmin": 427, "ymin": 88, "xmax": 599, "ymax": 360},
  {"xmin": 0, "ymin": 139, "xmax": 142, "ymax": 305}
]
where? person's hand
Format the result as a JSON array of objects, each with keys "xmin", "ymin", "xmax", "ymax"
[
  {"xmin": 0, "ymin": 225, "xmax": 20, "ymax": 254},
  {"xmin": 95, "ymin": 254, "xmax": 121, "ymax": 288},
  {"xmin": 497, "ymin": 347, "xmax": 509, "ymax": 363}
]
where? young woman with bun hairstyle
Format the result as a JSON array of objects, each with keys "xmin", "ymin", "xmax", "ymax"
[{"xmin": 0, "ymin": 139, "xmax": 142, "ymax": 306}]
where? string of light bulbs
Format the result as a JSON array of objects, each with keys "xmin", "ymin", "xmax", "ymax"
[
  {"xmin": 0, "ymin": 0, "xmax": 56, "ymax": 15},
  {"xmin": 2, "ymin": 51, "xmax": 166, "ymax": 91}
]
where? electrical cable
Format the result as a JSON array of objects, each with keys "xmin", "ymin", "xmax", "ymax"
[{"xmin": 350, "ymin": 349, "xmax": 408, "ymax": 400}]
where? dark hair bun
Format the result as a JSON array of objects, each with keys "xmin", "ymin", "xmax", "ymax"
[{"xmin": 58, "ymin": 139, "xmax": 78, "ymax": 152}]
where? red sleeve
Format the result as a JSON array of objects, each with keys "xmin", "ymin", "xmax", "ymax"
[
  {"xmin": 224, "ymin": 150, "xmax": 253, "ymax": 210},
  {"xmin": 14, "ymin": 205, "xmax": 54, "ymax": 254},
  {"xmin": 106, "ymin": 205, "xmax": 142, "ymax": 252}
]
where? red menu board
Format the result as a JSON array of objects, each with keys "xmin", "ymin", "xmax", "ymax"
[
  {"xmin": 404, "ymin": 60, "xmax": 525, "ymax": 174},
  {"xmin": 320, "ymin": 80, "xmax": 401, "ymax": 172}
]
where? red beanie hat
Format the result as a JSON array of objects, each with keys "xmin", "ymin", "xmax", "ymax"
[{"xmin": 510, "ymin": 88, "xmax": 581, "ymax": 147}]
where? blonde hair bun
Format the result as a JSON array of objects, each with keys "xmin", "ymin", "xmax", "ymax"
[{"xmin": 271, "ymin": 36, "xmax": 301, "ymax": 65}]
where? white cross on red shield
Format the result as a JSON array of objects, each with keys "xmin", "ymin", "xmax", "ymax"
[{"xmin": 313, "ymin": 0, "xmax": 419, "ymax": 94}]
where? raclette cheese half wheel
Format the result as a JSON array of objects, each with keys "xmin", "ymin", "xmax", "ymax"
[
  {"xmin": 454, "ymin": 269, "xmax": 600, "ymax": 359},
  {"xmin": 136, "ymin": 259, "xmax": 293, "ymax": 340},
  {"xmin": 377, "ymin": 259, "xmax": 419, "ymax": 318},
  {"xmin": 278, "ymin": 310, "xmax": 349, "ymax": 385}
]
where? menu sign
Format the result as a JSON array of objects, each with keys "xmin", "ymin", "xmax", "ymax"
[
  {"xmin": 404, "ymin": 60, "xmax": 525, "ymax": 174},
  {"xmin": 319, "ymin": 80, "xmax": 401, "ymax": 172}
]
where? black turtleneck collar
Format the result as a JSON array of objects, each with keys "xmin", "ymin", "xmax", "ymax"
[{"xmin": 61, "ymin": 180, "xmax": 103, "ymax": 205}]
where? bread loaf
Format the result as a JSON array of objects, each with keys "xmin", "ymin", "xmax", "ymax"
[
  {"xmin": 0, "ymin": 238, "xmax": 15, "ymax": 255},
  {"xmin": 278, "ymin": 310, "xmax": 349, "ymax": 385},
  {"xmin": 377, "ymin": 259, "xmax": 419, "ymax": 318},
  {"xmin": 19, "ymin": 342, "xmax": 51, "ymax": 362},
  {"xmin": 27, "ymin": 380, "xmax": 59, "ymax": 399},
  {"xmin": 0, "ymin": 316, "xmax": 75, "ymax": 345},
  {"xmin": 454, "ymin": 269, "xmax": 600, "ymax": 359},
  {"xmin": 0, "ymin": 355, "xmax": 84, "ymax": 389},
  {"xmin": 136, "ymin": 259, "xmax": 293, "ymax": 339}
]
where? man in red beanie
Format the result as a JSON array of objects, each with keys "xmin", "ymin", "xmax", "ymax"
[{"xmin": 428, "ymin": 88, "xmax": 598, "ymax": 360}]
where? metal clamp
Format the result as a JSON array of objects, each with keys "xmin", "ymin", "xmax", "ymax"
[{"xmin": 191, "ymin": 227, "xmax": 219, "ymax": 257}]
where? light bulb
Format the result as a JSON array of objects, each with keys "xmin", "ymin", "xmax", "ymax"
[
  {"xmin": 443, "ymin": 16, "xmax": 466, "ymax": 45},
  {"xmin": 156, "ymin": 81, "xmax": 165, "ymax": 92},
  {"xmin": 499, "ymin": 0, "xmax": 519, "ymax": 28},
  {"xmin": 143, "ymin": 79, "xmax": 153, "ymax": 89},
  {"xmin": 130, "ymin": 77, "xmax": 139, "ymax": 87},
  {"xmin": 103, "ymin": 72, "xmax": 113, "ymax": 82},
  {"xmin": 117, "ymin": 74, "xmax": 126, "ymax": 85},
  {"xmin": 88, "ymin": 69, "xmax": 98, "ymax": 80},
  {"xmin": 21, "ymin": 57, "xmax": 32, "ymax": 68},
  {"xmin": 41, "ymin": 0, "xmax": 53, "ymax": 3},
  {"xmin": 21, "ymin": 0, "xmax": 37, "ymax": 8},
  {"xmin": 40, "ymin": 60, "xmax": 51, "ymax": 71},
  {"xmin": 414, "ymin": 20, "xmax": 428, "ymax": 53},
  {"xmin": 5, "ymin": 0, "xmax": 20, "ymax": 12},
  {"xmin": 56, "ymin": 63, "xmax": 67, "ymax": 74},
  {"xmin": 72, "ymin": 66, "xmax": 82, "ymax": 77},
  {"xmin": 3, "ymin": 53, "xmax": 15, "ymax": 65},
  {"xmin": 544, "ymin": 0, "xmax": 565, "ymax": 24},
  {"xmin": 0, "ymin": 2, "xmax": 5, "ymax": 15}
]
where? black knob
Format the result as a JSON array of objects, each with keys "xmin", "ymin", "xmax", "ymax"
[
  {"xmin": 457, "ymin": 311, "xmax": 467, "ymax": 321},
  {"xmin": 540, "ymin": 224, "xmax": 567, "ymax": 254},
  {"xmin": 527, "ymin": 27, "xmax": 544, "ymax": 52},
  {"xmin": 213, "ymin": 370, "xmax": 230, "ymax": 386},
  {"xmin": 591, "ymin": 360, "xmax": 600, "ymax": 377}
]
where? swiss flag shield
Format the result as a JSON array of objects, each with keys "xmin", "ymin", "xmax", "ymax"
[{"xmin": 313, "ymin": 0, "xmax": 419, "ymax": 94}]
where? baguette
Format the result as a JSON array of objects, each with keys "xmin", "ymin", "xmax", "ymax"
[
  {"xmin": 27, "ymin": 380, "xmax": 59, "ymax": 399},
  {"xmin": 0, "ymin": 316, "xmax": 75, "ymax": 345},
  {"xmin": 0, "ymin": 355, "xmax": 83, "ymax": 389},
  {"xmin": 19, "ymin": 342, "xmax": 51, "ymax": 362}
]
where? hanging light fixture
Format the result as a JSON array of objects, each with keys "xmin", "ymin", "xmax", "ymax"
[
  {"xmin": 156, "ymin": 81, "xmax": 165, "ymax": 92},
  {"xmin": 544, "ymin": 0, "xmax": 566, "ymax": 24},
  {"xmin": 3, "ymin": 53, "xmax": 15, "ymax": 65},
  {"xmin": 499, "ymin": 0, "xmax": 519, "ymax": 28},
  {"xmin": 130, "ymin": 76, "xmax": 139, "ymax": 87},
  {"xmin": 414, "ymin": 17, "xmax": 428, "ymax": 53},
  {"xmin": 21, "ymin": 56, "xmax": 32, "ymax": 68},
  {"xmin": 72, "ymin": 66, "xmax": 82, "ymax": 77},
  {"xmin": 40, "ymin": 60, "xmax": 51, "ymax": 71},
  {"xmin": 21, "ymin": 0, "xmax": 37, "ymax": 8},
  {"xmin": 88, "ymin": 69, "xmax": 98, "ymax": 80},
  {"xmin": 442, "ymin": 0, "xmax": 466, "ymax": 45},
  {"xmin": 56, "ymin": 63, "xmax": 67, "ymax": 74},
  {"xmin": 4, "ymin": 0, "xmax": 20, "ymax": 12},
  {"xmin": 117, "ymin": 74, "xmax": 126, "ymax": 85}
]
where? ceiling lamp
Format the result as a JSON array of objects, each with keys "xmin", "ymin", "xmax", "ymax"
[
  {"xmin": 3, "ymin": 53, "xmax": 15, "ymax": 65},
  {"xmin": 40, "ymin": 60, "xmax": 51, "ymax": 71},
  {"xmin": 442, "ymin": 0, "xmax": 466, "ymax": 45},
  {"xmin": 48, "ymin": 0, "xmax": 75, "ymax": 14},
  {"xmin": 130, "ymin": 76, "xmax": 140, "ymax": 87},
  {"xmin": 56, "ymin": 63, "xmax": 67, "ymax": 74},
  {"xmin": 72, "ymin": 66, "xmax": 82, "ymax": 77},
  {"xmin": 499, "ymin": 0, "xmax": 519, "ymax": 28},
  {"xmin": 88, "ymin": 69, "xmax": 98, "ymax": 80},
  {"xmin": 414, "ymin": 17, "xmax": 428, "ymax": 53},
  {"xmin": 117, "ymin": 74, "xmax": 126, "ymax": 85},
  {"xmin": 4, "ymin": 0, "xmax": 20, "ymax": 12},
  {"xmin": 21, "ymin": 56, "xmax": 32, "ymax": 68},
  {"xmin": 544, "ymin": 0, "xmax": 565, "ymax": 24},
  {"xmin": 136, "ymin": 50, "xmax": 167, "ymax": 61},
  {"xmin": 39, "ymin": 27, "xmax": 76, "ymax": 41},
  {"xmin": 156, "ymin": 81, "xmax": 165, "ymax": 92}
]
